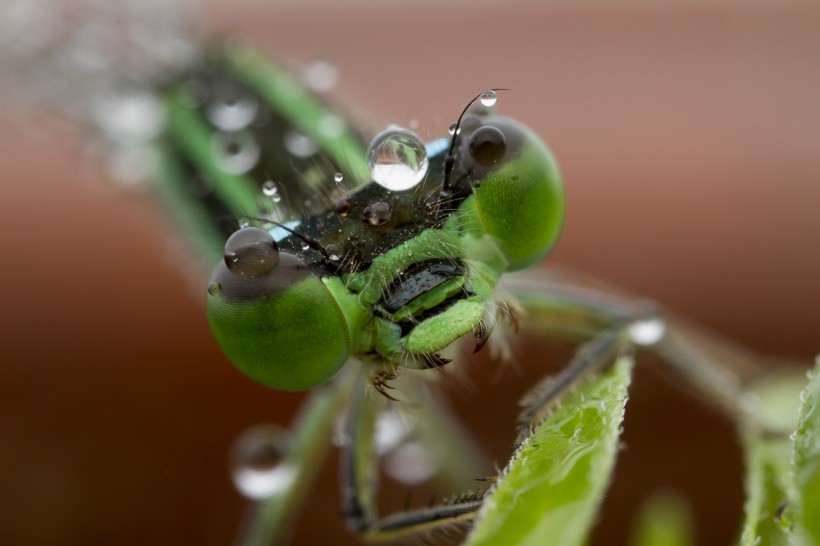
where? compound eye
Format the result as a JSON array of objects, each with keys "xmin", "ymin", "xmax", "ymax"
[
  {"xmin": 224, "ymin": 227, "xmax": 279, "ymax": 278},
  {"xmin": 207, "ymin": 227, "xmax": 351, "ymax": 391},
  {"xmin": 468, "ymin": 126, "xmax": 507, "ymax": 166}
]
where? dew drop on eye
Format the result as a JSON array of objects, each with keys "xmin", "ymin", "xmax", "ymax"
[{"xmin": 223, "ymin": 227, "xmax": 279, "ymax": 278}]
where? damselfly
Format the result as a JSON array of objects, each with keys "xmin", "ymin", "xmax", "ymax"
[{"xmin": 3, "ymin": 1, "xmax": 816, "ymax": 544}]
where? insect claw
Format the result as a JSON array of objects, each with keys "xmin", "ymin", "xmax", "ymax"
[
  {"xmin": 372, "ymin": 370, "xmax": 400, "ymax": 401},
  {"xmin": 423, "ymin": 353, "xmax": 452, "ymax": 368}
]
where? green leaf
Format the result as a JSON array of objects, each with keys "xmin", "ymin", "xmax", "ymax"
[
  {"xmin": 794, "ymin": 358, "xmax": 820, "ymax": 545},
  {"xmin": 629, "ymin": 492, "xmax": 694, "ymax": 546},
  {"xmin": 465, "ymin": 355, "xmax": 633, "ymax": 546},
  {"xmin": 738, "ymin": 371, "xmax": 808, "ymax": 546}
]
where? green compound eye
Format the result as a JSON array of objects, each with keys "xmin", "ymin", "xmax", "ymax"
[
  {"xmin": 206, "ymin": 227, "xmax": 351, "ymax": 391},
  {"xmin": 461, "ymin": 115, "xmax": 565, "ymax": 271}
]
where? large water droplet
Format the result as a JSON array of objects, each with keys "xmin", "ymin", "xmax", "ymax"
[
  {"xmin": 367, "ymin": 127, "xmax": 429, "ymax": 191},
  {"xmin": 480, "ymin": 90, "xmax": 497, "ymax": 107},
  {"xmin": 301, "ymin": 60, "xmax": 338, "ymax": 93},
  {"xmin": 364, "ymin": 201, "xmax": 392, "ymax": 226},
  {"xmin": 283, "ymin": 130, "xmax": 319, "ymax": 158},
  {"xmin": 230, "ymin": 424, "xmax": 294, "ymax": 500},
  {"xmin": 628, "ymin": 314, "xmax": 666, "ymax": 346},
  {"xmin": 224, "ymin": 227, "xmax": 279, "ymax": 278},
  {"xmin": 212, "ymin": 131, "xmax": 260, "ymax": 174},
  {"xmin": 206, "ymin": 86, "xmax": 258, "ymax": 131}
]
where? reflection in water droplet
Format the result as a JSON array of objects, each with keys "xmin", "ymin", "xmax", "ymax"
[
  {"xmin": 206, "ymin": 89, "xmax": 258, "ymax": 131},
  {"xmin": 334, "ymin": 172, "xmax": 344, "ymax": 183},
  {"xmin": 366, "ymin": 127, "xmax": 429, "ymax": 191},
  {"xmin": 364, "ymin": 202, "xmax": 392, "ymax": 226},
  {"xmin": 224, "ymin": 227, "xmax": 279, "ymax": 278},
  {"xmin": 207, "ymin": 282, "xmax": 221, "ymax": 296},
  {"xmin": 230, "ymin": 424, "xmax": 294, "ymax": 500},
  {"xmin": 480, "ymin": 90, "xmax": 497, "ymax": 107},
  {"xmin": 300, "ymin": 242, "xmax": 310, "ymax": 251},
  {"xmin": 284, "ymin": 130, "xmax": 319, "ymax": 158},
  {"xmin": 212, "ymin": 131, "xmax": 260, "ymax": 174},
  {"xmin": 628, "ymin": 315, "xmax": 666, "ymax": 346},
  {"xmin": 448, "ymin": 122, "xmax": 461, "ymax": 135},
  {"xmin": 301, "ymin": 60, "xmax": 338, "ymax": 93}
]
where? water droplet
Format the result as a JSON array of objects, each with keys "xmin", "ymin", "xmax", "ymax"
[
  {"xmin": 384, "ymin": 442, "xmax": 437, "ymax": 485},
  {"xmin": 364, "ymin": 201, "xmax": 392, "ymax": 226},
  {"xmin": 326, "ymin": 243, "xmax": 342, "ymax": 262},
  {"xmin": 224, "ymin": 227, "xmax": 279, "ymax": 278},
  {"xmin": 480, "ymin": 90, "xmax": 497, "ymax": 107},
  {"xmin": 336, "ymin": 198, "xmax": 350, "ymax": 217},
  {"xmin": 447, "ymin": 122, "xmax": 461, "ymax": 135},
  {"xmin": 262, "ymin": 180, "xmax": 277, "ymax": 196},
  {"xmin": 366, "ymin": 127, "xmax": 429, "ymax": 191},
  {"xmin": 230, "ymin": 424, "xmax": 294, "ymax": 500},
  {"xmin": 207, "ymin": 282, "xmax": 221, "ymax": 296},
  {"xmin": 107, "ymin": 146, "xmax": 160, "ymax": 188},
  {"xmin": 284, "ymin": 130, "xmax": 319, "ymax": 158},
  {"xmin": 300, "ymin": 242, "xmax": 310, "ymax": 251},
  {"xmin": 238, "ymin": 219, "xmax": 249, "ymax": 229},
  {"xmin": 94, "ymin": 90, "xmax": 166, "ymax": 145},
  {"xmin": 318, "ymin": 113, "xmax": 345, "ymax": 137},
  {"xmin": 334, "ymin": 173, "xmax": 344, "ymax": 183},
  {"xmin": 301, "ymin": 60, "xmax": 338, "ymax": 93},
  {"xmin": 374, "ymin": 410, "xmax": 412, "ymax": 455},
  {"xmin": 261, "ymin": 180, "xmax": 282, "ymax": 202},
  {"xmin": 206, "ymin": 86, "xmax": 258, "ymax": 131},
  {"xmin": 628, "ymin": 314, "xmax": 666, "ymax": 346},
  {"xmin": 212, "ymin": 131, "xmax": 260, "ymax": 174}
]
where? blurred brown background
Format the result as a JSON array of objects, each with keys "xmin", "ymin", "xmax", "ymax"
[{"xmin": 1, "ymin": 1, "xmax": 818, "ymax": 545}]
